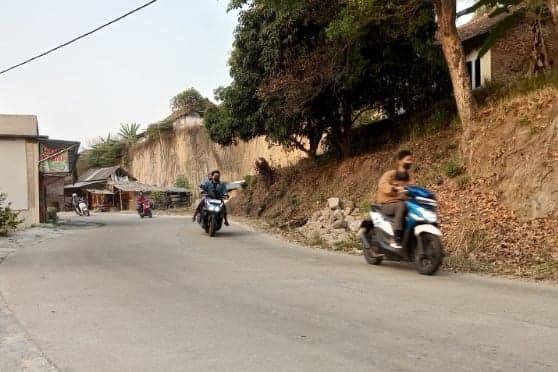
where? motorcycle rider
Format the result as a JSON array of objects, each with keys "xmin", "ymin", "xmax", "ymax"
[
  {"xmin": 71, "ymin": 193, "xmax": 81, "ymax": 214},
  {"xmin": 193, "ymin": 170, "xmax": 229, "ymax": 226},
  {"xmin": 192, "ymin": 173, "xmax": 213, "ymax": 222},
  {"xmin": 377, "ymin": 150, "xmax": 416, "ymax": 249},
  {"xmin": 137, "ymin": 191, "xmax": 147, "ymax": 214}
]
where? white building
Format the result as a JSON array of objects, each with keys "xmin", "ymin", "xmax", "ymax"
[{"xmin": 0, "ymin": 115, "xmax": 41, "ymax": 227}]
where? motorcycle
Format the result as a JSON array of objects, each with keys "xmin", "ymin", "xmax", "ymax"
[
  {"xmin": 78, "ymin": 199, "xmax": 90, "ymax": 217},
  {"xmin": 137, "ymin": 199, "xmax": 153, "ymax": 218},
  {"xmin": 359, "ymin": 185, "xmax": 444, "ymax": 275},
  {"xmin": 197, "ymin": 194, "xmax": 227, "ymax": 237}
]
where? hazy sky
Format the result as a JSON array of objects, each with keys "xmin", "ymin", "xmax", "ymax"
[
  {"xmin": 0, "ymin": 0, "xmax": 237, "ymax": 146},
  {"xmin": 0, "ymin": 1, "xmax": 472, "ymax": 147}
]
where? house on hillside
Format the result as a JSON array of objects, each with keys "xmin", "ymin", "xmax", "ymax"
[
  {"xmin": 458, "ymin": 8, "xmax": 558, "ymax": 89},
  {"xmin": 0, "ymin": 115, "xmax": 41, "ymax": 227},
  {"xmin": 65, "ymin": 166, "xmax": 191, "ymax": 211}
]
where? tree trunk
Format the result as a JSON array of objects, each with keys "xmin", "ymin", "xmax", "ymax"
[
  {"xmin": 549, "ymin": 0, "xmax": 558, "ymax": 33},
  {"xmin": 528, "ymin": 18, "xmax": 552, "ymax": 75},
  {"xmin": 433, "ymin": 0, "xmax": 477, "ymax": 162}
]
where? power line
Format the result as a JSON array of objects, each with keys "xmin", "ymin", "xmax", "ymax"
[{"xmin": 0, "ymin": 0, "xmax": 160, "ymax": 76}]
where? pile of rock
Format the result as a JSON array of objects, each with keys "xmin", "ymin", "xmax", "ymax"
[{"xmin": 297, "ymin": 197, "xmax": 364, "ymax": 246}]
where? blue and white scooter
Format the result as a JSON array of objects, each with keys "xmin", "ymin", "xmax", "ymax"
[{"xmin": 359, "ymin": 185, "xmax": 444, "ymax": 275}]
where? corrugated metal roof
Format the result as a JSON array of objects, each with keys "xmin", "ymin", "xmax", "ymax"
[
  {"xmin": 78, "ymin": 166, "xmax": 128, "ymax": 182},
  {"xmin": 165, "ymin": 187, "xmax": 191, "ymax": 193},
  {"xmin": 113, "ymin": 182, "xmax": 190, "ymax": 193},
  {"xmin": 85, "ymin": 189, "xmax": 114, "ymax": 195},
  {"xmin": 64, "ymin": 181, "xmax": 104, "ymax": 189}
]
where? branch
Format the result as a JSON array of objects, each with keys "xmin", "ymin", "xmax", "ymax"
[
  {"xmin": 289, "ymin": 135, "xmax": 311, "ymax": 154},
  {"xmin": 351, "ymin": 107, "xmax": 377, "ymax": 125}
]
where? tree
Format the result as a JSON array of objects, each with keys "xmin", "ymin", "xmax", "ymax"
[
  {"xmin": 435, "ymin": 0, "xmax": 478, "ymax": 144},
  {"xmin": 87, "ymin": 134, "xmax": 124, "ymax": 168},
  {"xmin": 171, "ymin": 88, "xmax": 213, "ymax": 114},
  {"xmin": 118, "ymin": 123, "xmax": 141, "ymax": 146},
  {"xmin": 209, "ymin": 0, "xmax": 451, "ymax": 157},
  {"xmin": 550, "ymin": 0, "xmax": 558, "ymax": 31}
]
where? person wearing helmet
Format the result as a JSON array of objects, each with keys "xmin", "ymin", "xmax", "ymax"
[{"xmin": 71, "ymin": 193, "xmax": 80, "ymax": 214}]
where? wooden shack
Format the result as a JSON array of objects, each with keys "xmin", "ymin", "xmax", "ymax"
[{"xmin": 65, "ymin": 166, "xmax": 191, "ymax": 211}]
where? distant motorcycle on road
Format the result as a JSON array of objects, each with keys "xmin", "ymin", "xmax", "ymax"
[
  {"xmin": 137, "ymin": 199, "xmax": 153, "ymax": 218},
  {"xmin": 77, "ymin": 198, "xmax": 90, "ymax": 217}
]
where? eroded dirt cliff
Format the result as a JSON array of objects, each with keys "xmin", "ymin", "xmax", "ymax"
[{"xmin": 127, "ymin": 116, "xmax": 306, "ymax": 187}]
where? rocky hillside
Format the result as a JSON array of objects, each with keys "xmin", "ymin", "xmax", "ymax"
[
  {"xmin": 126, "ymin": 116, "xmax": 306, "ymax": 188},
  {"xmin": 229, "ymin": 86, "xmax": 558, "ymax": 281}
]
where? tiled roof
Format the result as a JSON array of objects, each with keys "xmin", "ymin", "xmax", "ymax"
[{"xmin": 458, "ymin": 6, "xmax": 523, "ymax": 41}]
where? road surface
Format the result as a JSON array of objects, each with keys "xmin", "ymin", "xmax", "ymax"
[{"xmin": 0, "ymin": 213, "xmax": 556, "ymax": 371}]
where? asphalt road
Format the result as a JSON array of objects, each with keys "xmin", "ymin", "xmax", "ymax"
[{"xmin": 0, "ymin": 213, "xmax": 556, "ymax": 372}]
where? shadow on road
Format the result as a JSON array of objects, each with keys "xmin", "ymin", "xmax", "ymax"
[{"xmin": 210, "ymin": 229, "xmax": 254, "ymax": 238}]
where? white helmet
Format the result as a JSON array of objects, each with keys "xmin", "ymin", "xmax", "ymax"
[{"xmin": 72, "ymin": 193, "xmax": 77, "ymax": 197}]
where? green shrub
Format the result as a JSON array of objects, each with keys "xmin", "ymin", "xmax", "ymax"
[
  {"xmin": 150, "ymin": 191, "xmax": 167, "ymax": 207},
  {"xmin": 46, "ymin": 207, "xmax": 58, "ymax": 224},
  {"xmin": 174, "ymin": 175, "xmax": 191, "ymax": 189},
  {"xmin": 243, "ymin": 174, "xmax": 258, "ymax": 186},
  {"xmin": 146, "ymin": 120, "xmax": 174, "ymax": 139},
  {"xmin": 442, "ymin": 159, "xmax": 464, "ymax": 178},
  {"xmin": 519, "ymin": 116, "xmax": 531, "ymax": 126},
  {"xmin": 0, "ymin": 193, "xmax": 24, "ymax": 236}
]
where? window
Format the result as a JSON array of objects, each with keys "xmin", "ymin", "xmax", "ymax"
[
  {"xmin": 475, "ymin": 58, "xmax": 482, "ymax": 88},
  {"xmin": 467, "ymin": 58, "xmax": 482, "ymax": 89}
]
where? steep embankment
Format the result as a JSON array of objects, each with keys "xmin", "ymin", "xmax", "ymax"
[
  {"xmin": 470, "ymin": 87, "xmax": 558, "ymax": 218},
  {"xmin": 127, "ymin": 116, "xmax": 305, "ymax": 187},
  {"xmin": 230, "ymin": 87, "xmax": 558, "ymax": 280}
]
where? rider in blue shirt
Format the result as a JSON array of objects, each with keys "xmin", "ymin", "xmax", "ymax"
[{"xmin": 193, "ymin": 170, "xmax": 229, "ymax": 225}]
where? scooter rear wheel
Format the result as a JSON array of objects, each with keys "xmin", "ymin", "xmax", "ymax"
[{"xmin": 360, "ymin": 231, "xmax": 383, "ymax": 265}]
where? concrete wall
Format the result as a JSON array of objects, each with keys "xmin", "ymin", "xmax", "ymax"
[
  {"xmin": 0, "ymin": 139, "xmax": 40, "ymax": 226},
  {"xmin": 0, "ymin": 115, "xmax": 38, "ymax": 136}
]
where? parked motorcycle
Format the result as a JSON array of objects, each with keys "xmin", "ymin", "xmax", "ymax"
[
  {"xmin": 137, "ymin": 199, "xmax": 153, "ymax": 218},
  {"xmin": 359, "ymin": 185, "xmax": 444, "ymax": 275},
  {"xmin": 196, "ymin": 194, "xmax": 227, "ymax": 237}
]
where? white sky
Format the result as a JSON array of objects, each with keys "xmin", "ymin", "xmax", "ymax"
[
  {"xmin": 0, "ymin": 0, "xmax": 473, "ymax": 147},
  {"xmin": 0, "ymin": 0, "xmax": 237, "ymax": 146}
]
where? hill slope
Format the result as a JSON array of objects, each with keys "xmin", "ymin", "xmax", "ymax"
[{"xmin": 230, "ymin": 87, "xmax": 558, "ymax": 281}]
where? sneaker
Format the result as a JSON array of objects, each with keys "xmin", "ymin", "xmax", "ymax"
[
  {"xmin": 390, "ymin": 239, "xmax": 403, "ymax": 249},
  {"xmin": 224, "ymin": 220, "xmax": 230, "ymax": 226}
]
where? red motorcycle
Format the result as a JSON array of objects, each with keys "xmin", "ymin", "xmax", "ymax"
[{"xmin": 137, "ymin": 199, "xmax": 153, "ymax": 218}]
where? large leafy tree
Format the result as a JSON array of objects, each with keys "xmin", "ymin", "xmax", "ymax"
[{"xmin": 207, "ymin": 0, "xmax": 451, "ymax": 157}]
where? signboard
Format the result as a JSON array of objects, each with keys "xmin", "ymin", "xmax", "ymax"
[{"xmin": 40, "ymin": 144, "xmax": 70, "ymax": 173}]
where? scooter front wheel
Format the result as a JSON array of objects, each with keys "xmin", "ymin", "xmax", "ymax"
[
  {"xmin": 208, "ymin": 216, "xmax": 216, "ymax": 237},
  {"xmin": 415, "ymin": 233, "xmax": 444, "ymax": 275}
]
